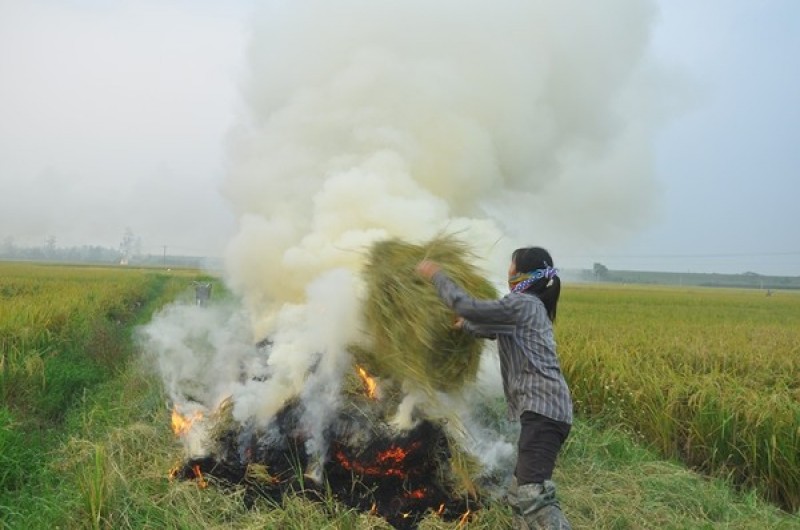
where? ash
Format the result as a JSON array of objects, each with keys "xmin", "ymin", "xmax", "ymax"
[{"xmin": 173, "ymin": 398, "xmax": 481, "ymax": 529}]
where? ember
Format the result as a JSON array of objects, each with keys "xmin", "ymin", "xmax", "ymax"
[
  {"xmin": 405, "ymin": 488, "xmax": 426, "ymax": 499},
  {"xmin": 169, "ymin": 400, "xmax": 480, "ymax": 529},
  {"xmin": 335, "ymin": 442, "xmax": 421, "ymax": 479}
]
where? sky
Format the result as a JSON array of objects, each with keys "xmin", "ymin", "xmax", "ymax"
[
  {"xmin": 616, "ymin": 0, "xmax": 800, "ymax": 275},
  {"xmin": 0, "ymin": 0, "xmax": 798, "ymax": 276}
]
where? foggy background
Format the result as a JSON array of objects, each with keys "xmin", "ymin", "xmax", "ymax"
[{"xmin": 1, "ymin": 0, "xmax": 798, "ymax": 276}]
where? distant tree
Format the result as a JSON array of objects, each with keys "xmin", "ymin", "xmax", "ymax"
[
  {"xmin": 2, "ymin": 236, "xmax": 15, "ymax": 257},
  {"xmin": 44, "ymin": 236, "xmax": 57, "ymax": 259},
  {"xmin": 593, "ymin": 262, "xmax": 609, "ymax": 280},
  {"xmin": 86, "ymin": 246, "xmax": 100, "ymax": 262},
  {"xmin": 28, "ymin": 246, "xmax": 44, "ymax": 260}
]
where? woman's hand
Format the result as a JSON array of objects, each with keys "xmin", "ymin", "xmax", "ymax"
[
  {"xmin": 415, "ymin": 260, "xmax": 442, "ymax": 281},
  {"xmin": 453, "ymin": 317, "xmax": 465, "ymax": 330}
]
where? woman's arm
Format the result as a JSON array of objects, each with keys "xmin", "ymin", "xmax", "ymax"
[
  {"xmin": 416, "ymin": 260, "xmax": 518, "ymax": 331},
  {"xmin": 461, "ymin": 319, "xmax": 500, "ymax": 340}
]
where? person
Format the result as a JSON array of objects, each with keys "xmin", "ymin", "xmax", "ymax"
[
  {"xmin": 193, "ymin": 281, "xmax": 212, "ymax": 306},
  {"xmin": 416, "ymin": 247, "xmax": 573, "ymax": 530}
]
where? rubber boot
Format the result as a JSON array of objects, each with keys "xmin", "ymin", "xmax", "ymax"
[
  {"xmin": 516, "ymin": 480, "xmax": 572, "ymax": 530},
  {"xmin": 506, "ymin": 476, "xmax": 529, "ymax": 530}
]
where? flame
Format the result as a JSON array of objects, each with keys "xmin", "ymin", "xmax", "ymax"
[
  {"xmin": 356, "ymin": 366, "xmax": 378, "ymax": 399},
  {"xmin": 458, "ymin": 509, "xmax": 471, "ymax": 528},
  {"xmin": 193, "ymin": 464, "xmax": 208, "ymax": 489},
  {"xmin": 437, "ymin": 503, "xmax": 445, "ymax": 516},
  {"xmin": 168, "ymin": 462, "xmax": 208, "ymax": 488},
  {"xmin": 171, "ymin": 406, "xmax": 203, "ymax": 437}
]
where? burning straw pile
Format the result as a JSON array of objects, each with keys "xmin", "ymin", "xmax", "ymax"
[
  {"xmin": 357, "ymin": 236, "xmax": 497, "ymax": 393},
  {"xmin": 170, "ymin": 393, "xmax": 482, "ymax": 530},
  {"xmin": 168, "ymin": 237, "xmax": 500, "ymax": 528}
]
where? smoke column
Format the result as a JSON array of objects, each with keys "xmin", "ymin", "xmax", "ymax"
[
  {"xmin": 224, "ymin": 0, "xmax": 663, "ymax": 319},
  {"xmin": 142, "ymin": 0, "xmax": 666, "ymax": 469}
]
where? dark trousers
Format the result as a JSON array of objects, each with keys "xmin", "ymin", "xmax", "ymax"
[{"xmin": 515, "ymin": 411, "xmax": 571, "ymax": 485}]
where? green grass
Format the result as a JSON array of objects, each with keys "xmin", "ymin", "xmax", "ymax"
[
  {"xmin": 558, "ymin": 420, "xmax": 797, "ymax": 529},
  {"xmin": 0, "ymin": 262, "xmax": 211, "ymax": 527},
  {"xmin": 4, "ymin": 368, "xmax": 795, "ymax": 529}
]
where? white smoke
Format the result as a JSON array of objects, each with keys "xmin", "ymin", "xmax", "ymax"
[
  {"xmin": 138, "ymin": 270, "xmax": 359, "ymax": 463},
  {"xmin": 142, "ymin": 0, "xmax": 667, "ymax": 470},
  {"xmin": 230, "ymin": 268, "xmax": 360, "ymax": 426},
  {"xmin": 224, "ymin": 0, "xmax": 663, "ymax": 317},
  {"xmin": 139, "ymin": 302, "xmax": 254, "ymax": 406}
]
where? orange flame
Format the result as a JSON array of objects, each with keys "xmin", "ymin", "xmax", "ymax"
[
  {"xmin": 458, "ymin": 509, "xmax": 471, "ymax": 527},
  {"xmin": 193, "ymin": 464, "xmax": 208, "ymax": 489},
  {"xmin": 437, "ymin": 503, "xmax": 445, "ymax": 516},
  {"xmin": 356, "ymin": 366, "xmax": 378, "ymax": 399},
  {"xmin": 171, "ymin": 406, "xmax": 203, "ymax": 437}
]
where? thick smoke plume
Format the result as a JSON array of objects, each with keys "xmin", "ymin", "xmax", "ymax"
[{"xmin": 142, "ymin": 0, "xmax": 665, "ymax": 473}]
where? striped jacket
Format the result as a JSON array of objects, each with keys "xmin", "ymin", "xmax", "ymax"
[{"xmin": 432, "ymin": 271, "xmax": 573, "ymax": 424}]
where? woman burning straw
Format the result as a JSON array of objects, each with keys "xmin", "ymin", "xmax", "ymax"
[{"xmin": 416, "ymin": 247, "xmax": 573, "ymax": 530}]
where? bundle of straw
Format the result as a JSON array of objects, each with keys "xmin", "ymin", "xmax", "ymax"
[{"xmin": 358, "ymin": 236, "xmax": 497, "ymax": 393}]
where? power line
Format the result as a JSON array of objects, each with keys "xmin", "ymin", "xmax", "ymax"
[{"xmin": 565, "ymin": 250, "xmax": 800, "ymax": 260}]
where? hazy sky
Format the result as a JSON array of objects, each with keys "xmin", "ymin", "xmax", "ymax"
[
  {"xmin": 1, "ymin": 0, "xmax": 797, "ymax": 275},
  {"xmin": 621, "ymin": 0, "xmax": 800, "ymax": 275}
]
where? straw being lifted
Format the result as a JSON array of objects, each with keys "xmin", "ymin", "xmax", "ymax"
[{"xmin": 357, "ymin": 236, "xmax": 496, "ymax": 393}]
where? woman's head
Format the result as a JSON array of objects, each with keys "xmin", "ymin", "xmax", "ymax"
[
  {"xmin": 511, "ymin": 247, "xmax": 554, "ymax": 275},
  {"xmin": 509, "ymin": 246, "xmax": 561, "ymax": 322}
]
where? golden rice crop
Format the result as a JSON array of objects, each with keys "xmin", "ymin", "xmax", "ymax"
[
  {"xmin": 557, "ymin": 285, "xmax": 800, "ymax": 512},
  {"xmin": 0, "ymin": 262, "xmax": 199, "ymax": 411}
]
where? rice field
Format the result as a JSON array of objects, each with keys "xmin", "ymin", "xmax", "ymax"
[
  {"xmin": 0, "ymin": 261, "xmax": 204, "ymax": 515},
  {"xmin": 557, "ymin": 284, "xmax": 800, "ymax": 513},
  {"xmin": 0, "ymin": 262, "xmax": 201, "ymax": 415},
  {"xmin": 1, "ymin": 262, "xmax": 798, "ymax": 528}
]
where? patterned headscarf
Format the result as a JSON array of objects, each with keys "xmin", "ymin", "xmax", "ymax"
[{"xmin": 509, "ymin": 267, "xmax": 558, "ymax": 293}]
